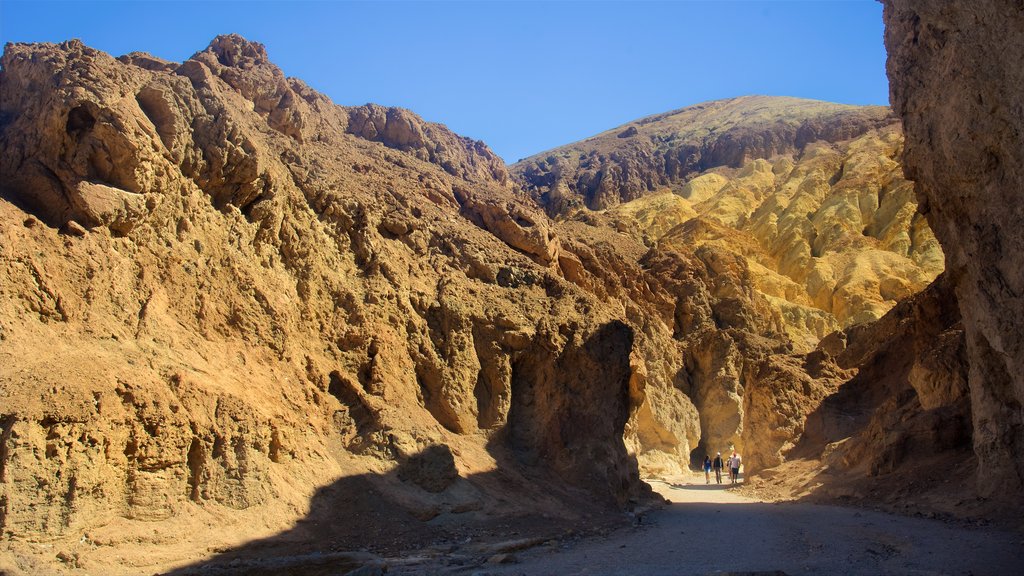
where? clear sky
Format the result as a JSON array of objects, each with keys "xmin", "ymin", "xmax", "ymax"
[{"xmin": 0, "ymin": 1, "xmax": 889, "ymax": 162}]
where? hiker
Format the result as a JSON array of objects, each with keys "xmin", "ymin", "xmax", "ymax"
[
  {"xmin": 730, "ymin": 453, "xmax": 742, "ymax": 484},
  {"xmin": 703, "ymin": 455, "xmax": 712, "ymax": 484},
  {"xmin": 712, "ymin": 452, "xmax": 724, "ymax": 484}
]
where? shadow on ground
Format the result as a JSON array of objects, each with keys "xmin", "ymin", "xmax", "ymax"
[{"xmin": 160, "ymin": 442, "xmax": 637, "ymax": 576}]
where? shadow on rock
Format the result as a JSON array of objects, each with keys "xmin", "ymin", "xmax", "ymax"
[
  {"xmin": 162, "ymin": 322, "xmax": 657, "ymax": 575},
  {"xmin": 161, "ymin": 441, "xmax": 644, "ymax": 576}
]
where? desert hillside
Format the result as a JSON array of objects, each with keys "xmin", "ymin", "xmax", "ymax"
[
  {"xmin": 2, "ymin": 16, "xmax": 1022, "ymax": 574},
  {"xmin": 514, "ymin": 97, "xmax": 943, "ymax": 350}
]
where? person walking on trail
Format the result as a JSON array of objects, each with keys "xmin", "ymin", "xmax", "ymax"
[
  {"xmin": 703, "ymin": 455, "xmax": 712, "ymax": 484},
  {"xmin": 712, "ymin": 452, "xmax": 724, "ymax": 484},
  {"xmin": 730, "ymin": 453, "xmax": 742, "ymax": 484}
]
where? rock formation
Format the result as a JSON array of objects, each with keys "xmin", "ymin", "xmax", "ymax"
[
  {"xmin": 751, "ymin": 273, "xmax": 974, "ymax": 511},
  {"xmin": 732, "ymin": 3, "xmax": 1023, "ymax": 522},
  {"xmin": 507, "ymin": 98, "xmax": 943, "ymax": 478},
  {"xmin": 4, "ymin": 16, "xmax": 1011, "ymax": 571},
  {"xmin": 883, "ymin": 0, "xmax": 1024, "ymax": 499},
  {"xmin": 515, "ymin": 98, "xmax": 943, "ymax": 350},
  {"xmin": 0, "ymin": 36, "xmax": 655, "ymax": 573},
  {"xmin": 514, "ymin": 96, "xmax": 897, "ymax": 214}
]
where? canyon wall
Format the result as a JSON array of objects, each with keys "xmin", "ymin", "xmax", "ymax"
[
  {"xmin": 511, "ymin": 98, "xmax": 944, "ymax": 476},
  {"xmin": 0, "ymin": 36, "xmax": 659, "ymax": 573},
  {"xmin": 884, "ymin": 0, "xmax": 1024, "ymax": 497}
]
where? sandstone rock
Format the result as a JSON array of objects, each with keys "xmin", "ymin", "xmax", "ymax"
[
  {"xmin": 71, "ymin": 181, "xmax": 149, "ymax": 234},
  {"xmin": 346, "ymin": 103, "xmax": 509, "ymax": 186},
  {"xmin": 117, "ymin": 51, "xmax": 177, "ymax": 72}
]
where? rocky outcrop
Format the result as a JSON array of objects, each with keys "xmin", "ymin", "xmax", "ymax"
[
  {"xmin": 884, "ymin": 1, "xmax": 1024, "ymax": 498},
  {"xmin": 345, "ymin": 104, "xmax": 509, "ymax": 186},
  {"xmin": 503, "ymin": 97, "xmax": 943, "ymax": 477},
  {"xmin": 751, "ymin": 274, "xmax": 975, "ymax": 514},
  {"xmin": 0, "ymin": 36, "xmax": 653, "ymax": 573}
]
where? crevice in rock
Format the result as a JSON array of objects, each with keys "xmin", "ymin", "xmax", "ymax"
[
  {"xmin": 65, "ymin": 105, "xmax": 96, "ymax": 135},
  {"xmin": 211, "ymin": 435, "xmax": 225, "ymax": 460},
  {"xmin": 473, "ymin": 371, "xmax": 494, "ymax": 430},
  {"xmin": 829, "ymin": 161, "xmax": 845, "ymax": 186},
  {"xmin": 506, "ymin": 357, "xmax": 538, "ymax": 465},
  {"xmin": 328, "ymin": 371, "xmax": 377, "ymax": 440},
  {"xmin": 0, "ymin": 415, "xmax": 15, "ymax": 483},
  {"xmin": 186, "ymin": 437, "xmax": 205, "ymax": 502}
]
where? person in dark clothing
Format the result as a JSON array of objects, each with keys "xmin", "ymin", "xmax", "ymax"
[
  {"xmin": 712, "ymin": 452, "xmax": 724, "ymax": 484},
  {"xmin": 703, "ymin": 455, "xmax": 712, "ymax": 484}
]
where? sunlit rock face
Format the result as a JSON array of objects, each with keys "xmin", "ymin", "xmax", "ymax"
[
  {"xmin": 740, "ymin": 2, "xmax": 1024, "ymax": 518},
  {"xmin": 0, "ymin": 36, "xmax": 657, "ymax": 572},
  {"xmin": 514, "ymin": 96, "xmax": 943, "ymax": 351},
  {"xmin": 884, "ymin": 0, "xmax": 1024, "ymax": 497},
  {"xmin": 508, "ymin": 96, "xmax": 945, "ymax": 483}
]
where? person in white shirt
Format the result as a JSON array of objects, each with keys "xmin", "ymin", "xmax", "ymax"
[{"xmin": 730, "ymin": 453, "xmax": 742, "ymax": 484}]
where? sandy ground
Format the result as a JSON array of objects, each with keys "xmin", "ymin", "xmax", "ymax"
[{"xmin": 393, "ymin": 472, "xmax": 1024, "ymax": 576}]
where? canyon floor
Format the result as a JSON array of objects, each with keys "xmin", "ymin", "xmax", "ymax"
[{"xmin": 388, "ymin": 472, "xmax": 1024, "ymax": 576}]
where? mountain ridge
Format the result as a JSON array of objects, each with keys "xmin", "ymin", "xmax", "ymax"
[{"xmin": 512, "ymin": 95, "xmax": 898, "ymax": 216}]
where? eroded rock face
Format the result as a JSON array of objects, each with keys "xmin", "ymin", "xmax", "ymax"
[
  {"xmin": 505, "ymin": 98, "xmax": 943, "ymax": 477},
  {"xmin": 884, "ymin": 1, "xmax": 1024, "ymax": 496},
  {"xmin": 0, "ymin": 36, "xmax": 652, "ymax": 571},
  {"xmin": 514, "ymin": 99, "xmax": 943, "ymax": 352},
  {"xmin": 769, "ymin": 274, "xmax": 975, "ymax": 509}
]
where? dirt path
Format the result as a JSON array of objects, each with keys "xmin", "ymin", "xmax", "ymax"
[{"xmin": 397, "ymin": 472, "xmax": 1024, "ymax": 575}]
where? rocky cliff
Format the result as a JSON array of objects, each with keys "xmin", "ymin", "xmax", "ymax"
[
  {"xmin": 0, "ymin": 36, "xmax": 658, "ymax": 574},
  {"xmin": 506, "ymin": 100, "xmax": 944, "ymax": 475},
  {"xmin": 883, "ymin": 0, "xmax": 1024, "ymax": 499},
  {"xmin": 729, "ymin": 2, "xmax": 1024, "ymax": 522},
  {"xmin": 2, "ymin": 34, "xmax": 843, "ymax": 576}
]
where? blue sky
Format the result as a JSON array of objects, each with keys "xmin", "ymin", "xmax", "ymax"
[{"xmin": 0, "ymin": 1, "xmax": 888, "ymax": 162}]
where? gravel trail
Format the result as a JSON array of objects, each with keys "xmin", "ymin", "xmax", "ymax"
[{"xmin": 448, "ymin": 473, "xmax": 1024, "ymax": 576}]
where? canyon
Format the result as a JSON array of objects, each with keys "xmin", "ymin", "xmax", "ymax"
[{"xmin": 2, "ymin": 1, "xmax": 1023, "ymax": 573}]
